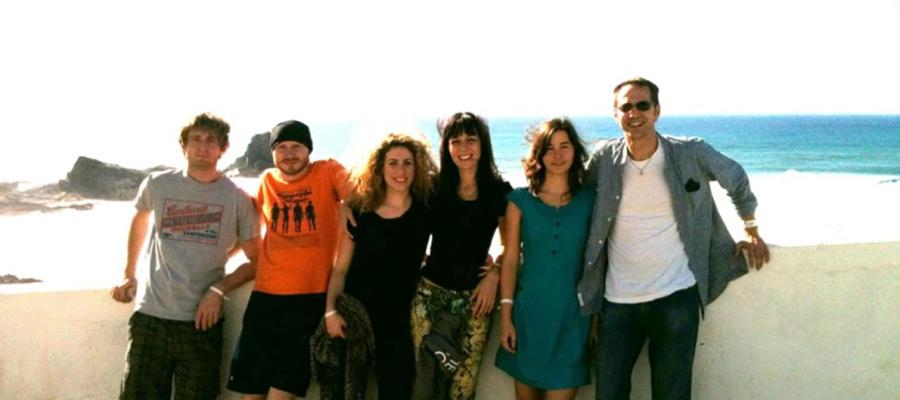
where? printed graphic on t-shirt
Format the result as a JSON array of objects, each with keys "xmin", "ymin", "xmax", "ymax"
[
  {"xmin": 159, "ymin": 199, "xmax": 224, "ymax": 245},
  {"xmin": 269, "ymin": 189, "xmax": 318, "ymax": 235}
]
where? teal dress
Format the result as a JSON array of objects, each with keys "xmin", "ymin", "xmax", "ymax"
[{"xmin": 495, "ymin": 187, "xmax": 594, "ymax": 389}]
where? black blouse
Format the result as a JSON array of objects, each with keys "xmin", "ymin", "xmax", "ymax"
[
  {"xmin": 344, "ymin": 200, "xmax": 432, "ymax": 308},
  {"xmin": 421, "ymin": 180, "xmax": 512, "ymax": 291}
]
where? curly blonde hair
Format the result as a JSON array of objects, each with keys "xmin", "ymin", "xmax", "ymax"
[{"xmin": 348, "ymin": 132, "xmax": 439, "ymax": 213}]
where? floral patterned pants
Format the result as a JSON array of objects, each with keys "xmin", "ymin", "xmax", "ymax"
[{"xmin": 410, "ymin": 278, "xmax": 491, "ymax": 400}]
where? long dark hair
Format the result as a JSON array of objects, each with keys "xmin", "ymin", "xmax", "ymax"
[
  {"xmin": 437, "ymin": 112, "xmax": 504, "ymax": 199},
  {"xmin": 523, "ymin": 117, "xmax": 588, "ymax": 198}
]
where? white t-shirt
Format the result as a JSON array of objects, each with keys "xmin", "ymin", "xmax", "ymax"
[{"xmin": 605, "ymin": 144, "xmax": 696, "ymax": 304}]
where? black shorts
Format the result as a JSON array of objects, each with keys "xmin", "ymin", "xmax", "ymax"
[{"xmin": 226, "ymin": 291, "xmax": 326, "ymax": 397}]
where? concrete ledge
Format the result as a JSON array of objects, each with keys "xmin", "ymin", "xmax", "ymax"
[{"xmin": 2, "ymin": 242, "xmax": 898, "ymax": 399}]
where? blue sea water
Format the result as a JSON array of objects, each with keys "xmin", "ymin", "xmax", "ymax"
[
  {"xmin": 309, "ymin": 115, "xmax": 900, "ymax": 179},
  {"xmin": 3, "ymin": 115, "xmax": 899, "ymax": 285}
]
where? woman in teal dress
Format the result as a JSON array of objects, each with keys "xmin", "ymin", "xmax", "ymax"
[{"xmin": 496, "ymin": 118, "xmax": 594, "ymax": 399}]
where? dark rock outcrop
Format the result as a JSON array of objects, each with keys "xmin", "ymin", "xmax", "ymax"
[
  {"xmin": 1, "ymin": 182, "xmax": 90, "ymax": 214},
  {"xmin": 59, "ymin": 157, "xmax": 168, "ymax": 200},
  {"xmin": 0, "ymin": 274, "xmax": 42, "ymax": 284},
  {"xmin": 226, "ymin": 132, "xmax": 273, "ymax": 177}
]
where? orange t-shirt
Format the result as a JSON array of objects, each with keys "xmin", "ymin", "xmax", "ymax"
[{"xmin": 254, "ymin": 159, "xmax": 350, "ymax": 294}]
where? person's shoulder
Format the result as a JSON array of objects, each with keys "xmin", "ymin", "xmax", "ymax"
[
  {"xmin": 260, "ymin": 167, "xmax": 278, "ymax": 176},
  {"xmin": 484, "ymin": 178, "xmax": 513, "ymax": 201},
  {"xmin": 256, "ymin": 168, "xmax": 280, "ymax": 189},
  {"xmin": 507, "ymin": 187, "xmax": 531, "ymax": 201},
  {"xmin": 661, "ymin": 134, "xmax": 707, "ymax": 147},
  {"xmin": 574, "ymin": 184, "xmax": 596, "ymax": 201},
  {"xmin": 494, "ymin": 179, "xmax": 513, "ymax": 194},
  {"xmin": 147, "ymin": 168, "xmax": 180, "ymax": 180},
  {"xmin": 217, "ymin": 176, "xmax": 253, "ymax": 197},
  {"xmin": 143, "ymin": 168, "xmax": 182, "ymax": 187},
  {"xmin": 591, "ymin": 137, "xmax": 624, "ymax": 155},
  {"xmin": 413, "ymin": 197, "xmax": 432, "ymax": 215},
  {"xmin": 314, "ymin": 158, "xmax": 345, "ymax": 171}
]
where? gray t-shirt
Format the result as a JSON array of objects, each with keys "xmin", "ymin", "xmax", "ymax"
[{"xmin": 133, "ymin": 169, "xmax": 258, "ymax": 321}]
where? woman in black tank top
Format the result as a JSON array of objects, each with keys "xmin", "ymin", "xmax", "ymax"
[
  {"xmin": 410, "ymin": 112, "xmax": 512, "ymax": 400},
  {"xmin": 323, "ymin": 132, "xmax": 438, "ymax": 400}
]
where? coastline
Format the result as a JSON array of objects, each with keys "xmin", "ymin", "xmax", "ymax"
[{"xmin": 1, "ymin": 170, "xmax": 899, "ymax": 287}]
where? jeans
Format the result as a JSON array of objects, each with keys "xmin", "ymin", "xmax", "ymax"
[{"xmin": 595, "ymin": 285, "xmax": 700, "ymax": 400}]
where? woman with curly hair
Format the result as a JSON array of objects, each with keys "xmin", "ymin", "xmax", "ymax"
[
  {"xmin": 495, "ymin": 118, "xmax": 595, "ymax": 400},
  {"xmin": 410, "ymin": 111, "xmax": 512, "ymax": 400},
  {"xmin": 324, "ymin": 132, "xmax": 438, "ymax": 399}
]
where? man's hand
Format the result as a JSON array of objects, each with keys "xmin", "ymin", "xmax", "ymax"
[
  {"xmin": 735, "ymin": 229, "xmax": 770, "ymax": 270},
  {"xmin": 470, "ymin": 269, "xmax": 499, "ymax": 317},
  {"xmin": 587, "ymin": 314, "xmax": 601, "ymax": 358},
  {"xmin": 111, "ymin": 277, "xmax": 137, "ymax": 303},
  {"xmin": 194, "ymin": 289, "xmax": 223, "ymax": 331}
]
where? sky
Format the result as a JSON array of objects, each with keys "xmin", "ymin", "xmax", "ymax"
[{"xmin": 1, "ymin": 0, "xmax": 898, "ymax": 182}]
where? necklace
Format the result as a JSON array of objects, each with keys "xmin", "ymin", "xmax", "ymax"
[{"xmin": 628, "ymin": 157, "xmax": 652, "ymax": 175}]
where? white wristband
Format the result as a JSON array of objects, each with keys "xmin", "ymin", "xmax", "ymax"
[
  {"xmin": 208, "ymin": 286, "xmax": 229, "ymax": 301},
  {"xmin": 744, "ymin": 219, "xmax": 758, "ymax": 229},
  {"xmin": 499, "ymin": 298, "xmax": 514, "ymax": 305},
  {"xmin": 324, "ymin": 309, "xmax": 338, "ymax": 318}
]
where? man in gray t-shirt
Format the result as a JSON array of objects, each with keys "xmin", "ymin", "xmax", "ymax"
[{"xmin": 111, "ymin": 113, "xmax": 261, "ymax": 399}]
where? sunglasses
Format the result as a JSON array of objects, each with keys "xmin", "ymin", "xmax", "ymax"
[{"xmin": 617, "ymin": 100, "xmax": 654, "ymax": 113}]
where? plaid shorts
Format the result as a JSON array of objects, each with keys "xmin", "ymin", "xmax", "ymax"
[{"xmin": 120, "ymin": 311, "xmax": 223, "ymax": 400}]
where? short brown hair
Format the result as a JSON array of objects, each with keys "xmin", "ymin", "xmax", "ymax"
[
  {"xmin": 613, "ymin": 77, "xmax": 660, "ymax": 107},
  {"xmin": 179, "ymin": 113, "xmax": 230, "ymax": 148}
]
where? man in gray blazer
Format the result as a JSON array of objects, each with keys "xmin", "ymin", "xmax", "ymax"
[{"xmin": 577, "ymin": 77, "xmax": 770, "ymax": 400}]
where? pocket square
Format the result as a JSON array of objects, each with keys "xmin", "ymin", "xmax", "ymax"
[{"xmin": 684, "ymin": 179, "xmax": 700, "ymax": 192}]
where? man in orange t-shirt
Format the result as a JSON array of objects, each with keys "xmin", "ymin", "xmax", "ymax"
[{"xmin": 227, "ymin": 120, "xmax": 350, "ymax": 399}]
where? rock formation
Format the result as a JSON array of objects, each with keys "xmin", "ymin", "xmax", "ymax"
[
  {"xmin": 226, "ymin": 132, "xmax": 273, "ymax": 177},
  {"xmin": 59, "ymin": 157, "xmax": 168, "ymax": 200}
]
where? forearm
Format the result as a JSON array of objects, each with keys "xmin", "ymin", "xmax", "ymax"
[
  {"xmin": 124, "ymin": 211, "xmax": 150, "ymax": 279},
  {"xmin": 325, "ymin": 268, "xmax": 347, "ymax": 312},
  {"xmin": 214, "ymin": 261, "xmax": 256, "ymax": 293},
  {"xmin": 212, "ymin": 237, "xmax": 261, "ymax": 293},
  {"xmin": 498, "ymin": 255, "xmax": 519, "ymax": 322}
]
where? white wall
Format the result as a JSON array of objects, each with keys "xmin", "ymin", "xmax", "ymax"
[{"xmin": 1, "ymin": 242, "xmax": 898, "ymax": 399}]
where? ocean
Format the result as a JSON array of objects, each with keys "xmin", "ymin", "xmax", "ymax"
[
  {"xmin": 296, "ymin": 115, "xmax": 900, "ymax": 186},
  {"xmin": 1, "ymin": 115, "xmax": 899, "ymax": 288}
]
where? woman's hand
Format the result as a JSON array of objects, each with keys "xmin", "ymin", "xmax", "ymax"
[
  {"xmin": 499, "ymin": 318, "xmax": 517, "ymax": 353},
  {"xmin": 471, "ymin": 257, "xmax": 499, "ymax": 317},
  {"xmin": 325, "ymin": 312, "xmax": 346, "ymax": 338}
]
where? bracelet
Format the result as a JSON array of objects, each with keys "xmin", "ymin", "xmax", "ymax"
[
  {"xmin": 743, "ymin": 219, "xmax": 758, "ymax": 229},
  {"xmin": 324, "ymin": 309, "xmax": 338, "ymax": 318},
  {"xmin": 499, "ymin": 298, "xmax": 514, "ymax": 305},
  {"xmin": 208, "ymin": 286, "xmax": 229, "ymax": 301}
]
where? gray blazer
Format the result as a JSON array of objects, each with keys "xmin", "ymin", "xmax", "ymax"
[{"xmin": 576, "ymin": 134, "xmax": 757, "ymax": 315}]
